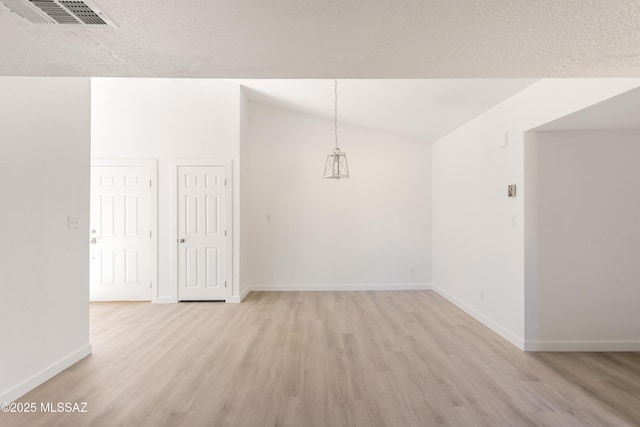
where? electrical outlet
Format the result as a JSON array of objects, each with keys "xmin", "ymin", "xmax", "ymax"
[
  {"xmin": 410, "ymin": 267, "xmax": 417, "ymax": 276},
  {"xmin": 480, "ymin": 290, "xmax": 485, "ymax": 301}
]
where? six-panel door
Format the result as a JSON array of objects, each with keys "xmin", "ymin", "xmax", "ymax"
[
  {"xmin": 90, "ymin": 166, "xmax": 152, "ymax": 301},
  {"xmin": 177, "ymin": 165, "xmax": 227, "ymax": 301}
]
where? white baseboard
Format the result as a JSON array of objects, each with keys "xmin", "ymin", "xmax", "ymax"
[
  {"xmin": 159, "ymin": 285, "xmax": 431, "ymax": 303},
  {"xmin": 0, "ymin": 344, "xmax": 92, "ymax": 404},
  {"xmin": 226, "ymin": 286, "xmax": 253, "ymax": 303},
  {"xmin": 240, "ymin": 285, "xmax": 252, "ymax": 301},
  {"xmin": 226, "ymin": 285, "xmax": 253, "ymax": 303},
  {"xmin": 250, "ymin": 283, "xmax": 432, "ymax": 292},
  {"xmin": 524, "ymin": 340, "xmax": 640, "ymax": 352},
  {"xmin": 431, "ymin": 284, "xmax": 525, "ymax": 350},
  {"xmin": 155, "ymin": 296, "xmax": 178, "ymax": 304}
]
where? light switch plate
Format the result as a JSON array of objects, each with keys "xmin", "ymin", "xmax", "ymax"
[{"xmin": 68, "ymin": 216, "xmax": 79, "ymax": 229}]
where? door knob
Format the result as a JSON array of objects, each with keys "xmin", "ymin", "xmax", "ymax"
[
  {"xmin": 90, "ymin": 238, "xmax": 97, "ymax": 244},
  {"xmin": 179, "ymin": 238, "xmax": 185, "ymax": 243}
]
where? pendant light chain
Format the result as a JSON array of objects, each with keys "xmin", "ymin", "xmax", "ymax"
[
  {"xmin": 323, "ymin": 78, "xmax": 350, "ymax": 179},
  {"xmin": 334, "ymin": 79, "xmax": 339, "ymax": 149}
]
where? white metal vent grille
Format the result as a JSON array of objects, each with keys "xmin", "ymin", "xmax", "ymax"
[
  {"xmin": 1, "ymin": 0, "xmax": 50, "ymax": 23},
  {"xmin": 0, "ymin": 0, "xmax": 116, "ymax": 27},
  {"xmin": 31, "ymin": 0, "xmax": 77, "ymax": 23},
  {"xmin": 59, "ymin": 1, "xmax": 106, "ymax": 25}
]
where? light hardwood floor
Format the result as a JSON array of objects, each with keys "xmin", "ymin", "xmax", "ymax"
[{"xmin": 3, "ymin": 291, "xmax": 640, "ymax": 426}]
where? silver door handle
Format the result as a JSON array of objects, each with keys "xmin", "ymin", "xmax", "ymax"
[
  {"xmin": 90, "ymin": 238, "xmax": 97, "ymax": 244},
  {"xmin": 179, "ymin": 238, "xmax": 185, "ymax": 243}
]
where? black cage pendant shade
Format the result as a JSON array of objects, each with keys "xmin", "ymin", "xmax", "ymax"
[{"xmin": 323, "ymin": 80, "xmax": 350, "ymax": 179}]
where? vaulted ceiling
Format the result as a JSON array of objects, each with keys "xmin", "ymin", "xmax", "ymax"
[
  {"xmin": 536, "ymin": 86, "xmax": 640, "ymax": 131},
  {"xmin": 236, "ymin": 79, "xmax": 536, "ymax": 142}
]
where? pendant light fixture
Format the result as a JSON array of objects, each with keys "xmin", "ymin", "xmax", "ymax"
[{"xmin": 323, "ymin": 79, "xmax": 350, "ymax": 179}]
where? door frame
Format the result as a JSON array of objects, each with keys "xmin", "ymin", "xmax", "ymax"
[
  {"xmin": 170, "ymin": 159, "xmax": 233, "ymax": 303},
  {"xmin": 91, "ymin": 159, "xmax": 159, "ymax": 302}
]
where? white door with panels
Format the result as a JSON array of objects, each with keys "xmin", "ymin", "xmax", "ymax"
[
  {"xmin": 177, "ymin": 165, "xmax": 228, "ymax": 301},
  {"xmin": 90, "ymin": 166, "xmax": 152, "ymax": 301}
]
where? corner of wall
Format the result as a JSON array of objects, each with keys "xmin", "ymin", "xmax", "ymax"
[
  {"xmin": 431, "ymin": 284, "xmax": 525, "ymax": 350},
  {"xmin": 238, "ymin": 83, "xmax": 251, "ymax": 299},
  {"xmin": 227, "ymin": 285, "xmax": 252, "ymax": 303},
  {"xmin": 523, "ymin": 131, "xmax": 539, "ymax": 343},
  {"xmin": 0, "ymin": 345, "xmax": 92, "ymax": 404}
]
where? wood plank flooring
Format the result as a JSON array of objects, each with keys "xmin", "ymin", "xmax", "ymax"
[{"xmin": 2, "ymin": 291, "xmax": 640, "ymax": 426}]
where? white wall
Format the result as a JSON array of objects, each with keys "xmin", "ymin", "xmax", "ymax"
[
  {"xmin": 526, "ymin": 130, "xmax": 640, "ymax": 350},
  {"xmin": 0, "ymin": 77, "xmax": 92, "ymax": 402},
  {"xmin": 91, "ymin": 78, "xmax": 242, "ymax": 302},
  {"xmin": 238, "ymin": 88, "xmax": 250, "ymax": 301},
  {"xmin": 432, "ymin": 79, "xmax": 640, "ymax": 349},
  {"xmin": 247, "ymin": 103, "xmax": 431, "ymax": 289}
]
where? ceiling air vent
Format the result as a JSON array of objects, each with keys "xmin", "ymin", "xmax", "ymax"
[{"xmin": 1, "ymin": 0, "xmax": 117, "ymax": 27}]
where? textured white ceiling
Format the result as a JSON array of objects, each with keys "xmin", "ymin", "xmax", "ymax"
[
  {"xmin": 237, "ymin": 79, "xmax": 537, "ymax": 142},
  {"xmin": 3, "ymin": 1, "xmax": 637, "ymax": 142},
  {"xmin": 1, "ymin": 0, "xmax": 640, "ymax": 77}
]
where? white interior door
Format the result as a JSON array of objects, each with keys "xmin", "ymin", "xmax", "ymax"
[
  {"xmin": 178, "ymin": 165, "xmax": 228, "ymax": 301},
  {"xmin": 90, "ymin": 166, "xmax": 152, "ymax": 301}
]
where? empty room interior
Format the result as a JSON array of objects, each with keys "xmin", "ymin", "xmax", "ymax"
[{"xmin": 1, "ymin": 1, "xmax": 640, "ymax": 426}]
